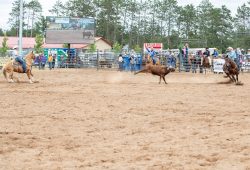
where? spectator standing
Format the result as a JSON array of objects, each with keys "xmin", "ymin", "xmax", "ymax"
[
  {"xmin": 38, "ymin": 53, "xmax": 43, "ymax": 70},
  {"xmin": 135, "ymin": 54, "xmax": 142, "ymax": 71},
  {"xmin": 118, "ymin": 54, "xmax": 123, "ymax": 71},
  {"xmin": 52, "ymin": 54, "xmax": 56, "ymax": 69},
  {"xmin": 41, "ymin": 55, "xmax": 47, "ymax": 69},
  {"xmin": 241, "ymin": 49, "xmax": 245, "ymax": 55},
  {"xmin": 183, "ymin": 43, "xmax": 189, "ymax": 72},
  {"xmin": 57, "ymin": 55, "xmax": 61, "ymax": 68},
  {"xmin": 212, "ymin": 48, "xmax": 219, "ymax": 58},
  {"xmin": 130, "ymin": 50, "xmax": 136, "ymax": 72},
  {"xmin": 236, "ymin": 48, "xmax": 242, "ymax": 69},
  {"xmin": 48, "ymin": 54, "xmax": 53, "ymax": 70}
]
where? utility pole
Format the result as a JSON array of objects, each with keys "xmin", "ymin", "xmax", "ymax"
[{"xmin": 19, "ymin": 0, "xmax": 23, "ymax": 56}]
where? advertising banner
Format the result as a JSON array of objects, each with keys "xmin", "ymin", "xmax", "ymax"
[
  {"xmin": 242, "ymin": 61, "xmax": 250, "ymax": 71},
  {"xmin": 143, "ymin": 43, "xmax": 163, "ymax": 52},
  {"xmin": 213, "ymin": 59, "xmax": 225, "ymax": 73}
]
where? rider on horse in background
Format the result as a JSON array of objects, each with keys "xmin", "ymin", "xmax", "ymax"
[
  {"xmin": 13, "ymin": 47, "xmax": 26, "ymax": 73},
  {"xmin": 203, "ymin": 47, "xmax": 210, "ymax": 57},
  {"xmin": 146, "ymin": 46, "xmax": 157, "ymax": 65}
]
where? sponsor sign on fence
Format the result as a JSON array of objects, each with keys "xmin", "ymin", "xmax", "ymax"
[
  {"xmin": 242, "ymin": 62, "xmax": 250, "ymax": 71},
  {"xmin": 143, "ymin": 43, "xmax": 163, "ymax": 52},
  {"xmin": 213, "ymin": 59, "xmax": 225, "ymax": 73}
]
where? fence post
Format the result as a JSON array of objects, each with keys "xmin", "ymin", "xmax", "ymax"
[
  {"xmin": 178, "ymin": 53, "xmax": 181, "ymax": 72},
  {"xmin": 97, "ymin": 50, "xmax": 99, "ymax": 71}
]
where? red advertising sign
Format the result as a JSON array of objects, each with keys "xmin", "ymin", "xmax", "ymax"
[{"xmin": 144, "ymin": 43, "xmax": 163, "ymax": 52}]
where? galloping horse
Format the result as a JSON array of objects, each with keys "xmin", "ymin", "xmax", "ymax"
[
  {"xmin": 2, "ymin": 51, "xmax": 36, "ymax": 83},
  {"xmin": 223, "ymin": 56, "xmax": 239, "ymax": 83}
]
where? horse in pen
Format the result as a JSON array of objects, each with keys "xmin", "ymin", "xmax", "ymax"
[{"xmin": 201, "ymin": 56, "xmax": 212, "ymax": 74}]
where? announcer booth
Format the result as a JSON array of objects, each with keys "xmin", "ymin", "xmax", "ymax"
[{"xmin": 45, "ymin": 16, "xmax": 95, "ymax": 64}]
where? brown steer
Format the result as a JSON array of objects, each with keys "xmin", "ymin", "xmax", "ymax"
[{"xmin": 134, "ymin": 64, "xmax": 175, "ymax": 84}]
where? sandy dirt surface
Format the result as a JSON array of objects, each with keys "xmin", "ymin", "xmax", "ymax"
[{"xmin": 0, "ymin": 68, "xmax": 250, "ymax": 170}]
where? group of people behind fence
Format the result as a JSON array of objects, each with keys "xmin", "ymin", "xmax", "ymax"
[
  {"xmin": 34, "ymin": 53, "xmax": 69, "ymax": 70},
  {"xmin": 180, "ymin": 44, "xmax": 246, "ymax": 73},
  {"xmin": 34, "ymin": 53, "xmax": 56, "ymax": 70},
  {"xmin": 118, "ymin": 50, "xmax": 143, "ymax": 72},
  {"xmin": 118, "ymin": 47, "xmax": 177, "ymax": 72}
]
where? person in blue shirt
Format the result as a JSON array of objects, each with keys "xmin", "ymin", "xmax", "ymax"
[
  {"xmin": 212, "ymin": 48, "xmax": 219, "ymax": 58},
  {"xmin": 227, "ymin": 47, "xmax": 239, "ymax": 70},
  {"xmin": 13, "ymin": 47, "xmax": 26, "ymax": 73},
  {"xmin": 227, "ymin": 47, "xmax": 237, "ymax": 60},
  {"xmin": 146, "ymin": 46, "xmax": 156, "ymax": 64}
]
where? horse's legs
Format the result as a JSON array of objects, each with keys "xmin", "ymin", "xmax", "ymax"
[
  {"xmin": 225, "ymin": 73, "xmax": 234, "ymax": 82},
  {"xmin": 163, "ymin": 76, "xmax": 167, "ymax": 84},
  {"xmin": 30, "ymin": 71, "xmax": 35, "ymax": 82},
  {"xmin": 229, "ymin": 75, "xmax": 235, "ymax": 82},
  {"xmin": 8, "ymin": 71, "xmax": 14, "ymax": 83},
  {"xmin": 26, "ymin": 70, "xmax": 33, "ymax": 83},
  {"xmin": 231, "ymin": 75, "xmax": 236, "ymax": 83},
  {"xmin": 159, "ymin": 76, "xmax": 162, "ymax": 84},
  {"xmin": 236, "ymin": 73, "xmax": 239, "ymax": 82}
]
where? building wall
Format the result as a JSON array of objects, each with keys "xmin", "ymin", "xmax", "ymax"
[{"xmin": 83, "ymin": 39, "xmax": 112, "ymax": 52}]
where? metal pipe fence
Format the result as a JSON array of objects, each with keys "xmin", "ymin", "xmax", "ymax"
[{"xmin": 2, "ymin": 51, "xmax": 250, "ymax": 73}]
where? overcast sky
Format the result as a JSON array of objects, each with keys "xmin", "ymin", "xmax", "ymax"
[{"xmin": 0, "ymin": 0, "xmax": 248, "ymax": 30}]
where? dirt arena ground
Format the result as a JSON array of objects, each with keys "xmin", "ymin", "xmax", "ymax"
[{"xmin": 0, "ymin": 68, "xmax": 250, "ymax": 170}]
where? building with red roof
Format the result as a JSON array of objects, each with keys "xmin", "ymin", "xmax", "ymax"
[{"xmin": 0, "ymin": 36, "xmax": 112, "ymax": 52}]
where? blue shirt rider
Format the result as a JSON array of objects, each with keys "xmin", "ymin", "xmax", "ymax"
[
  {"xmin": 227, "ymin": 47, "xmax": 237, "ymax": 60},
  {"xmin": 146, "ymin": 46, "xmax": 156, "ymax": 64},
  {"xmin": 13, "ymin": 47, "xmax": 26, "ymax": 73},
  {"xmin": 227, "ymin": 47, "xmax": 239, "ymax": 69}
]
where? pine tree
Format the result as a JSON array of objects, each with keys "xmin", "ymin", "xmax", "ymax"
[
  {"xmin": 0, "ymin": 33, "xmax": 9, "ymax": 57},
  {"xmin": 34, "ymin": 34, "xmax": 43, "ymax": 54}
]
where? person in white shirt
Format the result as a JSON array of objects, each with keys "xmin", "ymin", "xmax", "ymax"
[{"xmin": 118, "ymin": 54, "xmax": 123, "ymax": 71}]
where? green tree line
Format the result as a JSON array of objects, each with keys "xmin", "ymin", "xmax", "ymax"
[{"xmin": 1, "ymin": 0, "xmax": 250, "ymax": 52}]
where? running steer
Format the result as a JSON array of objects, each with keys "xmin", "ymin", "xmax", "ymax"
[{"xmin": 134, "ymin": 64, "xmax": 175, "ymax": 84}]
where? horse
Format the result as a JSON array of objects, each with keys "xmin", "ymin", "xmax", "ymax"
[
  {"xmin": 201, "ymin": 56, "xmax": 211, "ymax": 74},
  {"xmin": 134, "ymin": 63, "xmax": 175, "ymax": 84},
  {"xmin": 2, "ymin": 51, "xmax": 36, "ymax": 83},
  {"xmin": 223, "ymin": 57, "xmax": 239, "ymax": 83}
]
